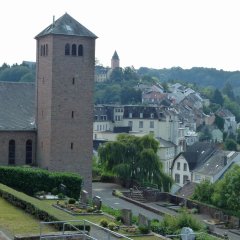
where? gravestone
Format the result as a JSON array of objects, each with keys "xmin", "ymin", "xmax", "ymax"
[
  {"xmin": 79, "ymin": 190, "xmax": 89, "ymax": 208},
  {"xmin": 121, "ymin": 209, "xmax": 132, "ymax": 226},
  {"xmin": 92, "ymin": 196, "xmax": 102, "ymax": 210},
  {"xmin": 138, "ymin": 213, "xmax": 151, "ymax": 229}
]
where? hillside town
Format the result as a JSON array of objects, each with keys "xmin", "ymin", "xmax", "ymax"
[
  {"xmin": 1, "ymin": 10, "xmax": 240, "ymax": 240},
  {"xmin": 93, "ymin": 52, "xmax": 240, "ymax": 196}
]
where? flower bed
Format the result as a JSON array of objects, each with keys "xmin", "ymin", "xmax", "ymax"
[{"xmin": 53, "ymin": 202, "xmax": 103, "ymax": 216}]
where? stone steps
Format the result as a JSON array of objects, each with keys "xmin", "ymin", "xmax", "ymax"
[{"xmin": 124, "ymin": 191, "xmax": 148, "ymax": 203}]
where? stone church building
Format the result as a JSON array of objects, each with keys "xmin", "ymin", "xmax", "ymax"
[{"xmin": 0, "ymin": 13, "xmax": 97, "ymax": 194}]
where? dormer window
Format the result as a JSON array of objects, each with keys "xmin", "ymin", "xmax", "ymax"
[
  {"xmin": 129, "ymin": 113, "xmax": 132, "ymax": 118},
  {"xmin": 140, "ymin": 113, "xmax": 143, "ymax": 118},
  {"xmin": 150, "ymin": 113, "xmax": 154, "ymax": 118}
]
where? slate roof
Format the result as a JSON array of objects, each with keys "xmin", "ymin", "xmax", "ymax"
[
  {"xmin": 94, "ymin": 104, "xmax": 115, "ymax": 122},
  {"xmin": 183, "ymin": 142, "xmax": 217, "ymax": 170},
  {"xmin": 112, "ymin": 51, "xmax": 119, "ymax": 60},
  {"xmin": 176, "ymin": 181, "xmax": 197, "ymax": 198},
  {"xmin": 172, "ymin": 142, "xmax": 218, "ymax": 171},
  {"xmin": 35, "ymin": 13, "xmax": 97, "ymax": 39},
  {"xmin": 194, "ymin": 150, "xmax": 237, "ymax": 176},
  {"xmin": 0, "ymin": 82, "xmax": 36, "ymax": 131}
]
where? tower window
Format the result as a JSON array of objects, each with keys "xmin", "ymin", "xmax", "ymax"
[
  {"xmin": 8, "ymin": 140, "xmax": 15, "ymax": 165},
  {"xmin": 78, "ymin": 44, "xmax": 83, "ymax": 56},
  {"xmin": 46, "ymin": 44, "xmax": 48, "ymax": 56},
  {"xmin": 72, "ymin": 77, "xmax": 75, "ymax": 85},
  {"xmin": 72, "ymin": 44, "xmax": 77, "ymax": 56},
  {"xmin": 65, "ymin": 43, "xmax": 70, "ymax": 55},
  {"xmin": 71, "ymin": 111, "xmax": 74, "ymax": 118},
  {"xmin": 71, "ymin": 142, "xmax": 74, "ymax": 149},
  {"xmin": 43, "ymin": 45, "xmax": 46, "ymax": 56},
  {"xmin": 40, "ymin": 45, "xmax": 43, "ymax": 56},
  {"xmin": 26, "ymin": 140, "xmax": 33, "ymax": 164}
]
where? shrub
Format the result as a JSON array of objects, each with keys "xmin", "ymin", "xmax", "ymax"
[
  {"xmin": 68, "ymin": 198, "xmax": 76, "ymax": 204},
  {"xmin": 138, "ymin": 225, "xmax": 150, "ymax": 234},
  {"xmin": 51, "ymin": 187, "xmax": 58, "ymax": 195},
  {"xmin": 99, "ymin": 218, "xmax": 108, "ymax": 228},
  {"xmin": 108, "ymin": 222, "xmax": 117, "ymax": 231},
  {"xmin": 100, "ymin": 172, "xmax": 116, "ymax": 183},
  {"xmin": 115, "ymin": 215, "xmax": 123, "ymax": 223},
  {"xmin": 0, "ymin": 166, "xmax": 82, "ymax": 199},
  {"xmin": 87, "ymin": 207, "xmax": 94, "ymax": 213},
  {"xmin": 191, "ymin": 208, "xmax": 199, "ymax": 214},
  {"xmin": 58, "ymin": 193, "xmax": 65, "ymax": 199}
]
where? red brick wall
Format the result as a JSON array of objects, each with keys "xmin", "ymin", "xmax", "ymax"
[{"xmin": 36, "ymin": 34, "xmax": 95, "ymax": 195}]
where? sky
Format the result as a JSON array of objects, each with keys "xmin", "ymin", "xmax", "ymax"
[{"xmin": 1, "ymin": 0, "xmax": 240, "ymax": 71}]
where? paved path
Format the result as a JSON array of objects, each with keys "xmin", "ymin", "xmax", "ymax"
[
  {"xmin": 0, "ymin": 231, "xmax": 11, "ymax": 240},
  {"xmin": 93, "ymin": 182, "xmax": 163, "ymax": 221},
  {"xmin": 93, "ymin": 182, "xmax": 240, "ymax": 240}
]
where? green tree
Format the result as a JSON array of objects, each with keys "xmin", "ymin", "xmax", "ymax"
[
  {"xmin": 123, "ymin": 66, "xmax": 139, "ymax": 81},
  {"xmin": 0, "ymin": 65, "xmax": 30, "ymax": 82},
  {"xmin": 192, "ymin": 180, "xmax": 214, "ymax": 204},
  {"xmin": 237, "ymin": 129, "xmax": 240, "ymax": 144},
  {"xmin": 98, "ymin": 134, "xmax": 173, "ymax": 191},
  {"xmin": 224, "ymin": 139, "xmax": 237, "ymax": 151},
  {"xmin": 222, "ymin": 82, "xmax": 235, "ymax": 100},
  {"xmin": 20, "ymin": 72, "xmax": 35, "ymax": 82},
  {"xmin": 120, "ymin": 86, "xmax": 142, "ymax": 104},
  {"xmin": 212, "ymin": 165, "xmax": 240, "ymax": 211},
  {"xmin": 109, "ymin": 67, "xmax": 124, "ymax": 82},
  {"xmin": 214, "ymin": 114, "xmax": 224, "ymax": 130},
  {"xmin": 212, "ymin": 89, "xmax": 224, "ymax": 106}
]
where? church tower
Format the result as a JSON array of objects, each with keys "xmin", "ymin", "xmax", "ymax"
[
  {"xmin": 111, "ymin": 50, "xmax": 120, "ymax": 69},
  {"xmin": 35, "ymin": 13, "xmax": 97, "ymax": 194}
]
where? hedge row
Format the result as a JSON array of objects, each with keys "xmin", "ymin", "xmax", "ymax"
[
  {"xmin": 0, "ymin": 166, "xmax": 82, "ymax": 199},
  {"xmin": 0, "ymin": 183, "xmax": 90, "ymax": 232}
]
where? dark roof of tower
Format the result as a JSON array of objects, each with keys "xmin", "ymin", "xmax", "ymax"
[
  {"xmin": 0, "ymin": 82, "xmax": 36, "ymax": 131},
  {"xmin": 112, "ymin": 51, "xmax": 119, "ymax": 60},
  {"xmin": 35, "ymin": 13, "xmax": 97, "ymax": 39}
]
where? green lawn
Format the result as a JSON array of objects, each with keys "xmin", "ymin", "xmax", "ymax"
[
  {"xmin": 0, "ymin": 198, "xmax": 54, "ymax": 236},
  {"xmin": 0, "ymin": 196, "xmax": 164, "ymax": 239}
]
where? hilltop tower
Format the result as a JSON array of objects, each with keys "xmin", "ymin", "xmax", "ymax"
[
  {"xmin": 111, "ymin": 50, "xmax": 120, "ymax": 69},
  {"xmin": 35, "ymin": 13, "xmax": 97, "ymax": 194}
]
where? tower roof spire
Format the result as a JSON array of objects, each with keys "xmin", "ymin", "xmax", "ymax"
[
  {"xmin": 112, "ymin": 50, "xmax": 119, "ymax": 60},
  {"xmin": 35, "ymin": 13, "xmax": 97, "ymax": 39}
]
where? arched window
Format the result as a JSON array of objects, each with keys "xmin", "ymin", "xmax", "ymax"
[
  {"xmin": 72, "ymin": 44, "xmax": 77, "ymax": 56},
  {"xmin": 26, "ymin": 140, "xmax": 33, "ymax": 164},
  {"xmin": 40, "ymin": 45, "xmax": 43, "ymax": 56},
  {"xmin": 78, "ymin": 44, "xmax": 83, "ymax": 56},
  {"xmin": 65, "ymin": 43, "xmax": 70, "ymax": 55},
  {"xmin": 46, "ymin": 44, "xmax": 48, "ymax": 56},
  {"xmin": 43, "ymin": 45, "xmax": 46, "ymax": 56},
  {"xmin": 8, "ymin": 140, "xmax": 15, "ymax": 165}
]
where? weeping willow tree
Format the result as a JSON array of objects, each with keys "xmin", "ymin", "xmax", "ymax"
[{"xmin": 98, "ymin": 134, "xmax": 173, "ymax": 191}]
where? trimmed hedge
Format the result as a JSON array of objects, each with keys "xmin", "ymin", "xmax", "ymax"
[{"xmin": 0, "ymin": 166, "xmax": 82, "ymax": 199}]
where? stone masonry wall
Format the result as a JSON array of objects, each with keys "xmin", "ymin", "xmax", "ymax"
[{"xmin": 0, "ymin": 131, "xmax": 36, "ymax": 165}]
